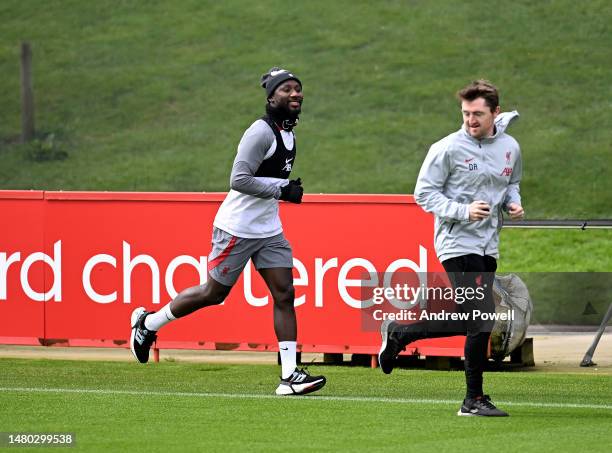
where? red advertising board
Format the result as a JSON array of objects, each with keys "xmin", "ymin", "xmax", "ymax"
[
  {"xmin": 0, "ymin": 191, "xmax": 45, "ymax": 343},
  {"xmin": 0, "ymin": 191, "xmax": 462, "ymax": 358}
]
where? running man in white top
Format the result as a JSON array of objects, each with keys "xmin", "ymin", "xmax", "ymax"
[{"xmin": 129, "ymin": 68, "xmax": 326, "ymax": 396}]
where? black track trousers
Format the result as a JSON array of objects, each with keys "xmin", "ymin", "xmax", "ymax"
[{"xmin": 441, "ymin": 254, "xmax": 497, "ymax": 399}]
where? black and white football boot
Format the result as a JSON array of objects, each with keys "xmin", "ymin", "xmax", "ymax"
[
  {"xmin": 275, "ymin": 368, "xmax": 326, "ymax": 396},
  {"xmin": 130, "ymin": 307, "xmax": 157, "ymax": 363},
  {"xmin": 457, "ymin": 395, "xmax": 509, "ymax": 417},
  {"xmin": 378, "ymin": 320, "xmax": 406, "ymax": 374}
]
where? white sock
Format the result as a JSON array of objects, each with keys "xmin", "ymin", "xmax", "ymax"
[
  {"xmin": 279, "ymin": 341, "xmax": 297, "ymax": 379},
  {"xmin": 144, "ymin": 303, "xmax": 177, "ymax": 331}
]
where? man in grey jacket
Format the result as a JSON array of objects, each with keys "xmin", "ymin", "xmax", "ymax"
[
  {"xmin": 128, "ymin": 67, "xmax": 326, "ymax": 396},
  {"xmin": 379, "ymin": 80, "xmax": 524, "ymax": 416}
]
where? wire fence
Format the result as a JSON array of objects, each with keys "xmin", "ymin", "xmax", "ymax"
[{"xmin": 505, "ymin": 220, "xmax": 612, "ymax": 229}]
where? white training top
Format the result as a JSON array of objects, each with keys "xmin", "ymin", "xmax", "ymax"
[{"xmin": 213, "ymin": 119, "xmax": 294, "ymax": 238}]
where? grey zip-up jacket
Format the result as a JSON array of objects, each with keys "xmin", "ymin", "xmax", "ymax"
[{"xmin": 414, "ymin": 111, "xmax": 522, "ymax": 263}]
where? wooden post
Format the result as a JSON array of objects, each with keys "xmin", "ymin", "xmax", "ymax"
[
  {"xmin": 20, "ymin": 41, "xmax": 35, "ymax": 143},
  {"xmin": 510, "ymin": 338, "xmax": 535, "ymax": 367},
  {"xmin": 323, "ymin": 353, "xmax": 343, "ymax": 364}
]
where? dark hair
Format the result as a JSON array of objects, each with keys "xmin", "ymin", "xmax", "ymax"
[{"xmin": 457, "ymin": 80, "xmax": 499, "ymax": 112}]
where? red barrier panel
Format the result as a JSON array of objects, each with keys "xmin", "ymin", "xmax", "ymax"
[
  {"xmin": 0, "ymin": 191, "xmax": 464, "ymax": 358},
  {"xmin": 0, "ymin": 191, "xmax": 45, "ymax": 344}
]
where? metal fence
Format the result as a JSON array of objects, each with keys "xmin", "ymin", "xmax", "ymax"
[{"xmin": 505, "ymin": 220, "xmax": 612, "ymax": 229}]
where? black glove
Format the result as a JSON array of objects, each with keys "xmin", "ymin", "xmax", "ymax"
[{"xmin": 279, "ymin": 178, "xmax": 303, "ymax": 204}]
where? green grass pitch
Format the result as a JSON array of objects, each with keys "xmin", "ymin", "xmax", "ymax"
[{"xmin": 1, "ymin": 358, "xmax": 610, "ymax": 452}]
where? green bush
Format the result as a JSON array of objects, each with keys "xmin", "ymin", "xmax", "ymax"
[{"xmin": 24, "ymin": 133, "xmax": 68, "ymax": 162}]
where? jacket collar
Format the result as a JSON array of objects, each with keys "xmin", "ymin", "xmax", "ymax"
[{"xmin": 460, "ymin": 110, "xmax": 520, "ymax": 144}]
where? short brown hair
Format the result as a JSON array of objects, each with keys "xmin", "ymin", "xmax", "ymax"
[{"xmin": 457, "ymin": 80, "xmax": 499, "ymax": 112}]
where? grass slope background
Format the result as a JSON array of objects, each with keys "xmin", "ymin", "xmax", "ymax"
[{"xmin": 1, "ymin": 0, "xmax": 611, "ymax": 274}]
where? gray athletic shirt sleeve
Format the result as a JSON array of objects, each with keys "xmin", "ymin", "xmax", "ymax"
[{"xmin": 229, "ymin": 120, "xmax": 284, "ymax": 199}]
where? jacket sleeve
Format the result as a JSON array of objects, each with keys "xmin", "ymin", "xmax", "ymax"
[
  {"xmin": 229, "ymin": 122, "xmax": 286, "ymax": 199},
  {"xmin": 503, "ymin": 146, "xmax": 522, "ymax": 210},
  {"xmin": 414, "ymin": 143, "xmax": 470, "ymax": 222}
]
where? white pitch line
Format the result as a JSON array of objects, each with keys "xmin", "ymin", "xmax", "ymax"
[{"xmin": 1, "ymin": 387, "xmax": 611, "ymax": 411}]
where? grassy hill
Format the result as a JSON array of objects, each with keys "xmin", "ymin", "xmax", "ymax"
[{"xmin": 1, "ymin": 0, "xmax": 611, "ymax": 271}]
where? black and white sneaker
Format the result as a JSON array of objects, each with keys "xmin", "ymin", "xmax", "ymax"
[
  {"xmin": 275, "ymin": 368, "xmax": 326, "ymax": 396},
  {"xmin": 130, "ymin": 307, "xmax": 157, "ymax": 363},
  {"xmin": 378, "ymin": 320, "xmax": 405, "ymax": 374},
  {"xmin": 457, "ymin": 395, "xmax": 509, "ymax": 417}
]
